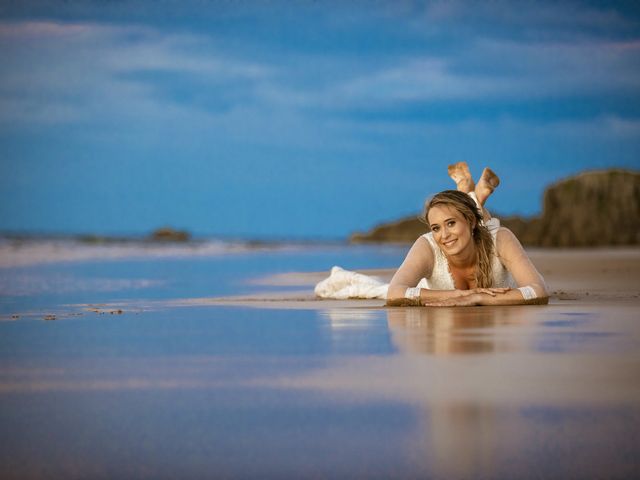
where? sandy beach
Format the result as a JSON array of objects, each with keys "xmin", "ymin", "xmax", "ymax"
[
  {"xmin": 1, "ymin": 244, "xmax": 639, "ymax": 479},
  {"xmin": 188, "ymin": 247, "xmax": 640, "ymax": 308}
]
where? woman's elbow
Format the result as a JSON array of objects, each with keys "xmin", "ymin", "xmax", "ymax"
[
  {"xmin": 516, "ymin": 282, "xmax": 549, "ymax": 304},
  {"xmin": 533, "ymin": 283, "xmax": 550, "ymax": 304},
  {"xmin": 386, "ymin": 285, "xmax": 410, "ymax": 306}
]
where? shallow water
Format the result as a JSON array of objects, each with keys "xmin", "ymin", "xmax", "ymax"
[{"xmin": 1, "ymin": 245, "xmax": 639, "ymax": 479}]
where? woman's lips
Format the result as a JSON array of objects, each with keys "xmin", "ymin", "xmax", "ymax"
[{"xmin": 442, "ymin": 238, "xmax": 457, "ymax": 248}]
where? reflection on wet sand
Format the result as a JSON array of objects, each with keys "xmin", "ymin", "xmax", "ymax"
[
  {"xmin": 309, "ymin": 305, "xmax": 640, "ymax": 479},
  {"xmin": 390, "ymin": 307, "xmax": 528, "ymax": 478},
  {"xmin": 386, "ymin": 306, "xmax": 536, "ymax": 355},
  {"xmin": 320, "ymin": 308, "xmax": 379, "ymax": 326},
  {"xmin": 393, "ymin": 306, "xmax": 638, "ymax": 478},
  {"xmin": 424, "ymin": 402, "xmax": 500, "ymax": 479}
]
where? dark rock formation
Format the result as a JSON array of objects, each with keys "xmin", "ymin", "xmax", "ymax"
[
  {"xmin": 350, "ymin": 215, "xmax": 426, "ymax": 244},
  {"xmin": 149, "ymin": 227, "xmax": 191, "ymax": 242},
  {"xmin": 532, "ymin": 169, "xmax": 639, "ymax": 247},
  {"xmin": 350, "ymin": 169, "xmax": 640, "ymax": 247}
]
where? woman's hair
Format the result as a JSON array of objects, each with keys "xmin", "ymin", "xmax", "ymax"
[{"xmin": 422, "ymin": 190, "xmax": 494, "ymax": 288}]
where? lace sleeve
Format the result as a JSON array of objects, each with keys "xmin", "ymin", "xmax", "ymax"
[{"xmin": 387, "ymin": 236, "xmax": 434, "ymax": 301}]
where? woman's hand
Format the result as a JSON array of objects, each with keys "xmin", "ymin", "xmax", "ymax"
[
  {"xmin": 424, "ymin": 294, "xmax": 483, "ymax": 307},
  {"xmin": 458, "ymin": 287, "xmax": 511, "ymax": 297},
  {"xmin": 426, "ymin": 288, "xmax": 511, "ymax": 307}
]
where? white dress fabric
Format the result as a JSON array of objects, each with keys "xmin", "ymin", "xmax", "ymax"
[
  {"xmin": 314, "ymin": 218, "xmax": 514, "ymax": 300},
  {"xmin": 314, "ymin": 266, "xmax": 388, "ymax": 299}
]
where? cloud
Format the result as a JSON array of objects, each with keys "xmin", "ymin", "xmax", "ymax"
[
  {"xmin": 328, "ymin": 37, "xmax": 640, "ymax": 110},
  {"xmin": 0, "ymin": 20, "xmax": 92, "ymax": 37},
  {"xmin": 0, "ymin": 19, "xmax": 375, "ymax": 151},
  {"xmin": 0, "ymin": 20, "xmax": 274, "ymax": 129},
  {"xmin": 2, "ymin": 1, "xmax": 639, "ymax": 136},
  {"xmin": 335, "ymin": 58, "xmax": 508, "ymax": 103}
]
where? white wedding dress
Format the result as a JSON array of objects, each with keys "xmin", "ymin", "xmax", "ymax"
[
  {"xmin": 314, "ymin": 218, "xmax": 512, "ymax": 300},
  {"xmin": 314, "ymin": 266, "xmax": 388, "ymax": 299}
]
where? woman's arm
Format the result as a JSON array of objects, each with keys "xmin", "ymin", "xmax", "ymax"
[
  {"xmin": 495, "ymin": 227, "xmax": 549, "ymax": 303},
  {"xmin": 423, "ymin": 228, "xmax": 549, "ymax": 307},
  {"xmin": 423, "ymin": 290, "xmax": 547, "ymax": 307},
  {"xmin": 385, "ymin": 236, "xmax": 511, "ymax": 306},
  {"xmin": 386, "ymin": 237, "xmax": 433, "ymax": 305}
]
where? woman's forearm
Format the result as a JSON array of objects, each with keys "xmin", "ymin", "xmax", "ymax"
[
  {"xmin": 420, "ymin": 288, "xmax": 473, "ymax": 304},
  {"xmin": 386, "ymin": 285, "xmax": 476, "ymax": 306},
  {"xmin": 386, "ymin": 283, "xmax": 549, "ymax": 307},
  {"xmin": 405, "ymin": 285, "xmax": 549, "ymax": 307},
  {"xmin": 475, "ymin": 286, "xmax": 549, "ymax": 306}
]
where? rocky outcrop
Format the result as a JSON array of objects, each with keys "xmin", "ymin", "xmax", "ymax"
[
  {"xmin": 350, "ymin": 216, "xmax": 427, "ymax": 244},
  {"xmin": 532, "ymin": 169, "xmax": 640, "ymax": 246},
  {"xmin": 149, "ymin": 227, "xmax": 191, "ymax": 242},
  {"xmin": 350, "ymin": 169, "xmax": 640, "ymax": 247}
]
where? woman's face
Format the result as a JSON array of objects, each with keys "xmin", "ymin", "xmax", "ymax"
[{"xmin": 427, "ymin": 204, "xmax": 474, "ymax": 256}]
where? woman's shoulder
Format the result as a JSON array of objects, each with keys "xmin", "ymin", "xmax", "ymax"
[
  {"xmin": 495, "ymin": 226, "xmax": 520, "ymax": 243},
  {"xmin": 495, "ymin": 226, "xmax": 526, "ymax": 258},
  {"xmin": 403, "ymin": 234, "xmax": 436, "ymax": 268},
  {"xmin": 420, "ymin": 231, "xmax": 436, "ymax": 244},
  {"xmin": 390, "ymin": 233, "xmax": 437, "ymax": 282},
  {"xmin": 418, "ymin": 232, "xmax": 439, "ymax": 255},
  {"xmin": 415, "ymin": 233, "xmax": 436, "ymax": 252}
]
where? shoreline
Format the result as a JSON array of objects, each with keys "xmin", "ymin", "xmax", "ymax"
[
  {"xmin": 2, "ymin": 247, "xmax": 638, "ymax": 320},
  {"xmin": 164, "ymin": 247, "xmax": 640, "ymax": 310}
]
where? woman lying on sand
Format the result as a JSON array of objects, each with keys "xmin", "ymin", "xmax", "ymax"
[
  {"xmin": 385, "ymin": 162, "xmax": 549, "ymax": 306},
  {"xmin": 315, "ymin": 162, "xmax": 549, "ymax": 306}
]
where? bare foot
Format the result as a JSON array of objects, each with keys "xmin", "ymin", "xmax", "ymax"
[
  {"xmin": 475, "ymin": 167, "xmax": 500, "ymax": 206},
  {"xmin": 447, "ymin": 161, "xmax": 475, "ymax": 193}
]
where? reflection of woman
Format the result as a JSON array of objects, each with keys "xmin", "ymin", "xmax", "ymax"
[
  {"xmin": 386, "ymin": 307, "xmax": 516, "ymax": 354},
  {"xmin": 386, "ymin": 163, "xmax": 548, "ymax": 307}
]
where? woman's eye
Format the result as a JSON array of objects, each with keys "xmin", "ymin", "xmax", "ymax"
[
  {"xmin": 447, "ymin": 221, "xmax": 455, "ymax": 227},
  {"xmin": 431, "ymin": 226, "xmax": 439, "ymax": 232}
]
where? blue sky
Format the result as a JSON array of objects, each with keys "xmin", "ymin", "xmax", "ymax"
[{"xmin": 1, "ymin": 0, "xmax": 639, "ymax": 239}]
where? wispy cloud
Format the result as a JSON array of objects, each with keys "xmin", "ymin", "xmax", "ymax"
[
  {"xmin": 3, "ymin": 5, "xmax": 639, "ymax": 130},
  {"xmin": 0, "ymin": 20, "xmax": 274, "ymax": 127},
  {"xmin": 327, "ymin": 37, "xmax": 640, "ymax": 109}
]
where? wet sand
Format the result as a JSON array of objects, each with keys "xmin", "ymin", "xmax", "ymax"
[
  {"xmin": 189, "ymin": 247, "xmax": 640, "ymax": 308},
  {"xmin": 1, "ymin": 247, "xmax": 639, "ymax": 478}
]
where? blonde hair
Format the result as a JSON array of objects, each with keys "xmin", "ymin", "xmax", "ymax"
[{"xmin": 423, "ymin": 190, "xmax": 494, "ymax": 288}]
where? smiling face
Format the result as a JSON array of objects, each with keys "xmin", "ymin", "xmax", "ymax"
[{"xmin": 427, "ymin": 204, "xmax": 475, "ymax": 257}]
